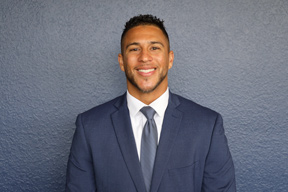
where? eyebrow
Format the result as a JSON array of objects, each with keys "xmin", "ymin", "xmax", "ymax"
[
  {"xmin": 125, "ymin": 41, "xmax": 165, "ymax": 50},
  {"xmin": 125, "ymin": 42, "xmax": 140, "ymax": 50}
]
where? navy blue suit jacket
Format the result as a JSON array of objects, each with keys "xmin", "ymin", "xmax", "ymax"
[{"xmin": 66, "ymin": 92, "xmax": 236, "ymax": 192}]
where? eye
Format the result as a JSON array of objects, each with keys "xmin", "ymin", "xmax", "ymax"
[
  {"xmin": 129, "ymin": 47, "xmax": 139, "ymax": 52},
  {"xmin": 151, "ymin": 46, "xmax": 160, "ymax": 50}
]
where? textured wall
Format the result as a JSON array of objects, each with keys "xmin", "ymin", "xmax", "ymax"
[{"xmin": 1, "ymin": 0, "xmax": 287, "ymax": 191}]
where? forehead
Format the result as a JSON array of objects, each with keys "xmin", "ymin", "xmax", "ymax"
[{"xmin": 123, "ymin": 25, "xmax": 168, "ymax": 44}]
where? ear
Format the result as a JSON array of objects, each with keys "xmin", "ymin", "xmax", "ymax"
[
  {"xmin": 168, "ymin": 50, "xmax": 174, "ymax": 69},
  {"xmin": 118, "ymin": 53, "xmax": 125, "ymax": 72}
]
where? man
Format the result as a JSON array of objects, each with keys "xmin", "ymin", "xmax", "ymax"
[{"xmin": 66, "ymin": 14, "xmax": 236, "ymax": 192}]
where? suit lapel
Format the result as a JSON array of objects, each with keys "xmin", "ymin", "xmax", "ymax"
[
  {"xmin": 150, "ymin": 93, "xmax": 183, "ymax": 192},
  {"xmin": 111, "ymin": 94, "xmax": 146, "ymax": 192}
]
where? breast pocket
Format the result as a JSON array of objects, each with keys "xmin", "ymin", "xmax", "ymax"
[{"xmin": 168, "ymin": 161, "xmax": 199, "ymax": 192}]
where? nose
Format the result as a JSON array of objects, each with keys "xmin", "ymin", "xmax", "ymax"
[{"xmin": 138, "ymin": 49, "xmax": 152, "ymax": 63}]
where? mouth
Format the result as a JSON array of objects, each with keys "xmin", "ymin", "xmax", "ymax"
[
  {"xmin": 137, "ymin": 68, "xmax": 156, "ymax": 73},
  {"xmin": 136, "ymin": 67, "xmax": 156, "ymax": 77}
]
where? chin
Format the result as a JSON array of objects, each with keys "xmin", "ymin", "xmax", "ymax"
[
  {"xmin": 137, "ymin": 84, "xmax": 159, "ymax": 93},
  {"xmin": 139, "ymin": 88, "xmax": 155, "ymax": 93}
]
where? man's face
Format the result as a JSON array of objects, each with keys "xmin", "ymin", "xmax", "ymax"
[{"xmin": 118, "ymin": 25, "xmax": 174, "ymax": 95}]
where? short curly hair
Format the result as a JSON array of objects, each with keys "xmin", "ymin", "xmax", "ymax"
[{"xmin": 121, "ymin": 14, "xmax": 170, "ymax": 53}]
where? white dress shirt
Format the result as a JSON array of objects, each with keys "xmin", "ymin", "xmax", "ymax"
[{"xmin": 126, "ymin": 88, "xmax": 169, "ymax": 160}]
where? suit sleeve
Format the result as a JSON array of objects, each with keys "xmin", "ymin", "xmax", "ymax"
[
  {"xmin": 202, "ymin": 114, "xmax": 236, "ymax": 192},
  {"xmin": 66, "ymin": 114, "xmax": 96, "ymax": 192}
]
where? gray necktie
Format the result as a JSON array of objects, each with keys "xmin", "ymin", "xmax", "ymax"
[{"xmin": 140, "ymin": 106, "xmax": 158, "ymax": 192}]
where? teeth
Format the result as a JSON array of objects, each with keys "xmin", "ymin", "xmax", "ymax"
[{"xmin": 138, "ymin": 69, "xmax": 155, "ymax": 73}]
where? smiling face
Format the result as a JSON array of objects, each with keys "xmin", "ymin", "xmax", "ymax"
[{"xmin": 118, "ymin": 25, "xmax": 174, "ymax": 103}]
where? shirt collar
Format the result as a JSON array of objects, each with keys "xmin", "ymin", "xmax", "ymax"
[{"xmin": 127, "ymin": 88, "xmax": 169, "ymax": 117}]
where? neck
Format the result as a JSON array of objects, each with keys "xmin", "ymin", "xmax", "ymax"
[{"xmin": 127, "ymin": 83, "xmax": 168, "ymax": 105}]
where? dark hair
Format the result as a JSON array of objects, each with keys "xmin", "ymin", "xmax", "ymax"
[{"xmin": 121, "ymin": 14, "xmax": 170, "ymax": 52}]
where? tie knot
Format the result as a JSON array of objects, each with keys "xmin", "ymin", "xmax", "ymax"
[{"xmin": 140, "ymin": 106, "xmax": 156, "ymax": 120}]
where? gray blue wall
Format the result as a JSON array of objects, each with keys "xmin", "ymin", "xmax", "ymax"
[{"xmin": 1, "ymin": 0, "xmax": 287, "ymax": 191}]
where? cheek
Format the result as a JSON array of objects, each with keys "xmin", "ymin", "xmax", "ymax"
[
  {"xmin": 156, "ymin": 57, "xmax": 170, "ymax": 69},
  {"xmin": 125, "ymin": 56, "xmax": 138, "ymax": 67}
]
